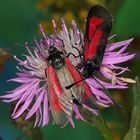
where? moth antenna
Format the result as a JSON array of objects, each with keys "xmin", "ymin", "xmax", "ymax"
[
  {"xmin": 65, "ymin": 77, "xmax": 88, "ymax": 89},
  {"xmin": 13, "ymin": 43, "xmax": 24, "ymax": 47},
  {"xmin": 13, "ymin": 43, "xmax": 34, "ymax": 48},
  {"xmin": 108, "ymin": 34, "xmax": 117, "ymax": 40}
]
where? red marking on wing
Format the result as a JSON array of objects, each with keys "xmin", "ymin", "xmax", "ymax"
[
  {"xmin": 64, "ymin": 58, "xmax": 81, "ymax": 84},
  {"xmin": 89, "ymin": 17, "xmax": 103, "ymax": 40},
  {"xmin": 84, "ymin": 17, "xmax": 103, "ymax": 60},
  {"xmin": 65, "ymin": 58, "xmax": 96, "ymax": 108},
  {"xmin": 82, "ymin": 83, "xmax": 92, "ymax": 99},
  {"xmin": 50, "ymin": 83, "xmax": 61, "ymax": 111},
  {"xmin": 84, "ymin": 39, "xmax": 89, "ymax": 60},
  {"xmin": 87, "ymin": 30, "xmax": 103, "ymax": 59},
  {"xmin": 84, "ymin": 5, "xmax": 113, "ymax": 64},
  {"xmin": 64, "ymin": 58, "xmax": 92, "ymax": 98},
  {"xmin": 48, "ymin": 65, "xmax": 63, "ymax": 96},
  {"xmin": 47, "ymin": 65, "xmax": 63, "ymax": 111}
]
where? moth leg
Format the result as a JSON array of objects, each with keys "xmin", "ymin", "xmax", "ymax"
[
  {"xmin": 66, "ymin": 52, "xmax": 81, "ymax": 58},
  {"xmin": 75, "ymin": 63, "xmax": 83, "ymax": 70},
  {"xmin": 72, "ymin": 46, "xmax": 83, "ymax": 58},
  {"xmin": 45, "ymin": 68, "xmax": 47, "ymax": 78},
  {"xmin": 73, "ymin": 98, "xmax": 81, "ymax": 106}
]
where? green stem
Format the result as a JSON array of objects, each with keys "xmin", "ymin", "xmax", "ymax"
[
  {"xmin": 123, "ymin": 77, "xmax": 140, "ymax": 140},
  {"xmin": 79, "ymin": 108, "xmax": 114, "ymax": 140}
]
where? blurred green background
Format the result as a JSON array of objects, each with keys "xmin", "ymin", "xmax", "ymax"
[{"xmin": 0, "ymin": 0, "xmax": 140, "ymax": 140}]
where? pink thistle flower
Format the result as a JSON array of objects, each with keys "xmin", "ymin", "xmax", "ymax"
[{"xmin": 0, "ymin": 18, "xmax": 135, "ymax": 127}]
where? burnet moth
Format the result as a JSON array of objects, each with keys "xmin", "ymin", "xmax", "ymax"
[
  {"xmin": 83, "ymin": 5, "xmax": 113, "ymax": 77},
  {"xmin": 45, "ymin": 38, "xmax": 97, "ymax": 127},
  {"xmin": 66, "ymin": 5, "xmax": 121, "ymax": 108}
]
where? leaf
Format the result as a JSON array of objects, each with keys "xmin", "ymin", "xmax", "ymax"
[{"xmin": 123, "ymin": 77, "xmax": 140, "ymax": 140}]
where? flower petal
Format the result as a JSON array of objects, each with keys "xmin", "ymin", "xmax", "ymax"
[
  {"xmin": 42, "ymin": 90, "xmax": 49, "ymax": 127},
  {"xmin": 102, "ymin": 54, "xmax": 135, "ymax": 65},
  {"xmin": 106, "ymin": 38, "xmax": 133, "ymax": 51},
  {"xmin": 25, "ymin": 89, "xmax": 44, "ymax": 120}
]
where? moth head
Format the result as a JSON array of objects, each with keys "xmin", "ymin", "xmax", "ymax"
[{"xmin": 48, "ymin": 46, "xmax": 55, "ymax": 53}]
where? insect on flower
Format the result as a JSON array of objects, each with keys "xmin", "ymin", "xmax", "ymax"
[
  {"xmin": 0, "ymin": 5, "xmax": 135, "ymax": 128},
  {"xmin": 44, "ymin": 34, "xmax": 98, "ymax": 126},
  {"xmin": 66, "ymin": 5, "xmax": 122, "ymax": 107},
  {"xmin": 82, "ymin": 5, "xmax": 112, "ymax": 77}
]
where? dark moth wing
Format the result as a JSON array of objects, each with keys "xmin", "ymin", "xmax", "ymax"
[
  {"xmin": 64, "ymin": 58, "xmax": 97, "ymax": 109},
  {"xmin": 47, "ymin": 64, "xmax": 72, "ymax": 127},
  {"xmin": 83, "ymin": 6, "xmax": 122, "ymax": 108},
  {"xmin": 84, "ymin": 5, "xmax": 113, "ymax": 63}
]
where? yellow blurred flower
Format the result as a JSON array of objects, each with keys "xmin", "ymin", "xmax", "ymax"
[{"xmin": 79, "ymin": 9, "xmax": 88, "ymax": 20}]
